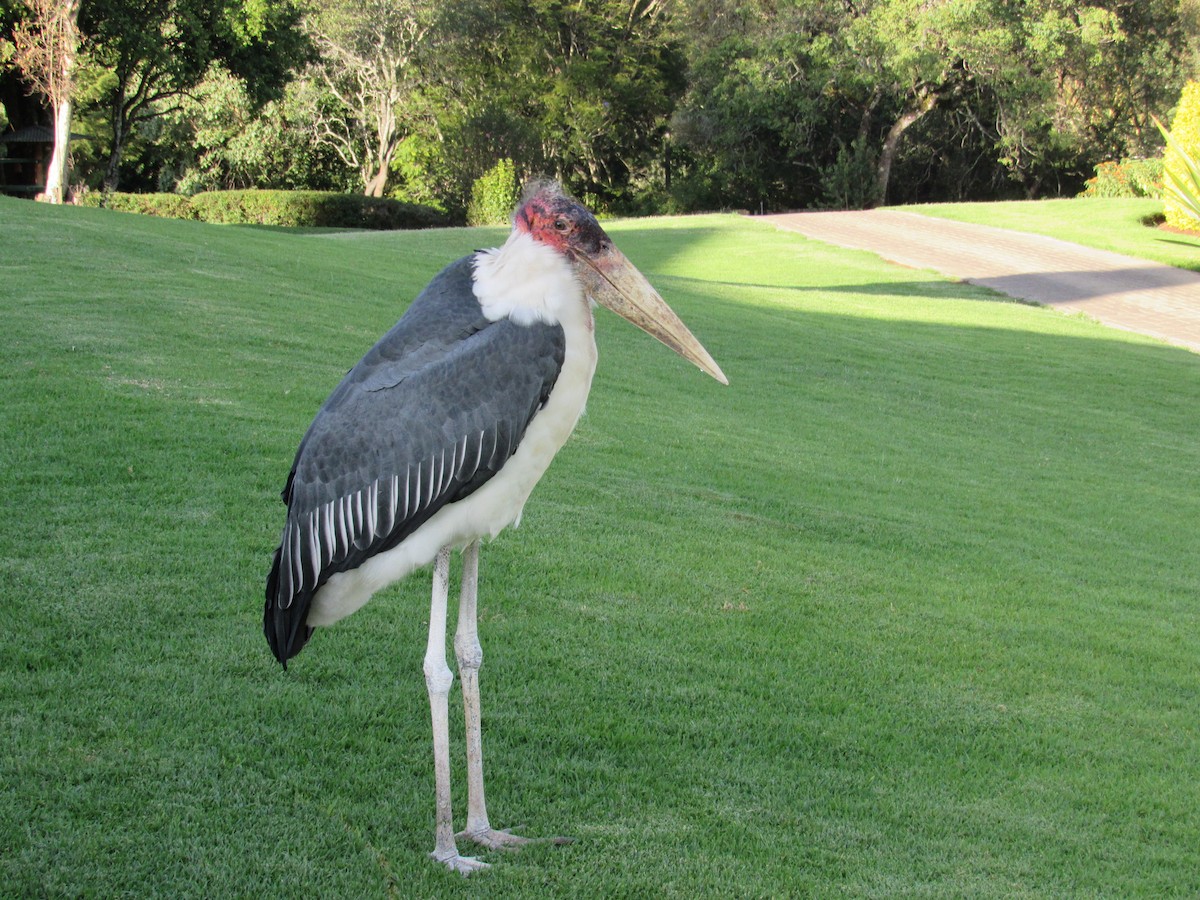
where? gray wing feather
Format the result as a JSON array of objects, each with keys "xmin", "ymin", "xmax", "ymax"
[{"xmin": 265, "ymin": 255, "xmax": 566, "ymax": 664}]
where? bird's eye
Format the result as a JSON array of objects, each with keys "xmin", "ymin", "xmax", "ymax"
[{"xmin": 553, "ymin": 217, "xmax": 571, "ymax": 233}]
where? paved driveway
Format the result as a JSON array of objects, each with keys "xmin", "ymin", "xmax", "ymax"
[{"xmin": 765, "ymin": 209, "xmax": 1200, "ymax": 354}]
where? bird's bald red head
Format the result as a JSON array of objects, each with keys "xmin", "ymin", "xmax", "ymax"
[
  {"xmin": 504, "ymin": 180, "xmax": 728, "ymax": 384},
  {"xmin": 513, "ymin": 183, "xmax": 609, "ymax": 258}
]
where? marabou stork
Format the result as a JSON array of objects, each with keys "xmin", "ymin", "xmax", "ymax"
[{"xmin": 264, "ymin": 182, "xmax": 726, "ymax": 874}]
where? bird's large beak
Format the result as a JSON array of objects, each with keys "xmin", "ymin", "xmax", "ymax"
[{"xmin": 573, "ymin": 244, "xmax": 728, "ymax": 385}]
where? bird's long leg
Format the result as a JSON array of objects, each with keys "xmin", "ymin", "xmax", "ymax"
[
  {"xmin": 453, "ymin": 541, "xmax": 529, "ymax": 850},
  {"xmin": 455, "ymin": 542, "xmax": 573, "ymax": 852},
  {"xmin": 424, "ymin": 546, "xmax": 488, "ymax": 875}
]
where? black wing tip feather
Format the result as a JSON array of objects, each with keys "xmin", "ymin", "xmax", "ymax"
[{"xmin": 264, "ymin": 545, "xmax": 314, "ymax": 668}]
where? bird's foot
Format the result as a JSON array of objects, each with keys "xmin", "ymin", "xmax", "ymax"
[
  {"xmin": 430, "ymin": 849, "xmax": 490, "ymax": 876},
  {"xmin": 457, "ymin": 825, "xmax": 574, "ymax": 851},
  {"xmin": 457, "ymin": 826, "xmax": 530, "ymax": 851}
]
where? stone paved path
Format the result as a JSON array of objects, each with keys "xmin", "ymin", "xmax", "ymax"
[{"xmin": 765, "ymin": 209, "xmax": 1200, "ymax": 354}]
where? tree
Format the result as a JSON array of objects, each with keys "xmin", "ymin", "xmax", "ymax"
[
  {"xmin": 303, "ymin": 0, "xmax": 433, "ymax": 197},
  {"xmin": 79, "ymin": 0, "xmax": 307, "ymax": 190},
  {"xmin": 155, "ymin": 67, "xmax": 353, "ymax": 194},
  {"xmin": 669, "ymin": 0, "xmax": 855, "ymax": 210},
  {"xmin": 840, "ymin": 0, "xmax": 982, "ymax": 204},
  {"xmin": 966, "ymin": 1, "xmax": 1194, "ymax": 196},
  {"xmin": 11, "ymin": 0, "xmax": 79, "ymax": 202},
  {"xmin": 427, "ymin": 0, "xmax": 685, "ymax": 209},
  {"xmin": 672, "ymin": 0, "xmax": 1196, "ymax": 210}
]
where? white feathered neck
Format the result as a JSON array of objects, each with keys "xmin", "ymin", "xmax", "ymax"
[{"xmin": 472, "ymin": 230, "xmax": 587, "ymax": 327}]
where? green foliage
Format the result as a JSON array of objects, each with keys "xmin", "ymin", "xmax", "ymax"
[
  {"xmin": 430, "ymin": 0, "xmax": 684, "ymax": 205},
  {"xmin": 1157, "ymin": 123, "xmax": 1200, "ymax": 227},
  {"xmin": 301, "ymin": 0, "xmax": 432, "ymax": 196},
  {"xmin": 8, "ymin": 0, "xmax": 1197, "ymax": 208},
  {"xmin": 76, "ymin": 190, "xmax": 197, "ymax": 218},
  {"xmin": 1079, "ymin": 158, "xmax": 1163, "ymax": 199},
  {"xmin": 159, "ymin": 67, "xmax": 352, "ymax": 195},
  {"xmin": 670, "ymin": 12, "xmax": 833, "ymax": 210},
  {"xmin": 426, "ymin": 103, "xmax": 545, "ymax": 216},
  {"xmin": 980, "ymin": 0, "xmax": 1190, "ymax": 195},
  {"xmin": 78, "ymin": 0, "xmax": 310, "ymax": 190},
  {"xmin": 1162, "ymin": 83, "xmax": 1200, "ymax": 230},
  {"xmin": 161, "ymin": 66, "xmax": 265, "ymax": 194},
  {"xmin": 466, "ymin": 157, "xmax": 518, "ymax": 226},
  {"xmin": 387, "ymin": 133, "xmax": 450, "ymax": 210},
  {"xmin": 671, "ymin": 0, "xmax": 1195, "ymax": 210},
  {"xmin": 818, "ymin": 139, "xmax": 879, "ymax": 209},
  {"xmin": 188, "ymin": 189, "xmax": 449, "ymax": 229},
  {"xmin": 78, "ymin": 188, "xmax": 448, "ymax": 229}
]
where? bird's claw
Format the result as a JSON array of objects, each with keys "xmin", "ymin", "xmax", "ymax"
[{"xmin": 430, "ymin": 849, "xmax": 490, "ymax": 876}]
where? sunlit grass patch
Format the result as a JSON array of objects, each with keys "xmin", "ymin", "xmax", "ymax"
[{"xmin": 910, "ymin": 196, "xmax": 1200, "ymax": 272}]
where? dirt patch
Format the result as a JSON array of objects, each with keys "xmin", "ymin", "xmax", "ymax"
[{"xmin": 1153, "ymin": 220, "xmax": 1200, "ymax": 239}]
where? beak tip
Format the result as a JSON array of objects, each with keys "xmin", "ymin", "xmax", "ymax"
[
  {"xmin": 697, "ymin": 356, "xmax": 729, "ymax": 385},
  {"xmin": 700, "ymin": 361, "xmax": 729, "ymax": 385}
]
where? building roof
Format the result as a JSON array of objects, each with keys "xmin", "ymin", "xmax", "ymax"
[
  {"xmin": 0, "ymin": 125, "xmax": 85, "ymax": 144},
  {"xmin": 0, "ymin": 125, "xmax": 55, "ymax": 144}
]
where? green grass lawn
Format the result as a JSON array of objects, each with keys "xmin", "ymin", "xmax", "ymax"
[
  {"xmin": 909, "ymin": 197, "xmax": 1200, "ymax": 273},
  {"xmin": 2, "ymin": 196, "xmax": 1198, "ymax": 897}
]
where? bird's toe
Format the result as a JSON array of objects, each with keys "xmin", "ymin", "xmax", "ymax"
[
  {"xmin": 457, "ymin": 826, "xmax": 573, "ymax": 851},
  {"xmin": 458, "ymin": 827, "xmax": 529, "ymax": 851},
  {"xmin": 430, "ymin": 850, "xmax": 491, "ymax": 876}
]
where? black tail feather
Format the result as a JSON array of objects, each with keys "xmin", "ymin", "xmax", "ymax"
[{"xmin": 264, "ymin": 545, "xmax": 315, "ymax": 668}]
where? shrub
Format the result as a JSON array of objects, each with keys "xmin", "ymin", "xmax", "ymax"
[
  {"xmin": 189, "ymin": 190, "xmax": 449, "ymax": 229},
  {"xmin": 77, "ymin": 189, "xmax": 450, "ymax": 230},
  {"xmin": 1163, "ymin": 81, "xmax": 1200, "ymax": 230},
  {"xmin": 1155, "ymin": 120, "xmax": 1200, "ymax": 227},
  {"xmin": 466, "ymin": 159, "xmax": 519, "ymax": 227},
  {"xmin": 817, "ymin": 139, "xmax": 879, "ymax": 209},
  {"xmin": 189, "ymin": 190, "xmax": 307, "ymax": 226},
  {"xmin": 1079, "ymin": 158, "xmax": 1163, "ymax": 199},
  {"xmin": 77, "ymin": 191, "xmax": 197, "ymax": 219}
]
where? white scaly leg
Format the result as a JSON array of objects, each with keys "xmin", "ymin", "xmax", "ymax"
[
  {"xmin": 424, "ymin": 547, "xmax": 488, "ymax": 875},
  {"xmin": 454, "ymin": 541, "xmax": 529, "ymax": 850}
]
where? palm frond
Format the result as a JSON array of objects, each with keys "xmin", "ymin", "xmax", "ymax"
[{"xmin": 1153, "ymin": 114, "xmax": 1200, "ymax": 224}]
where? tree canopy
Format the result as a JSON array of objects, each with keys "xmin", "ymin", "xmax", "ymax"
[
  {"xmin": 1, "ymin": 0, "xmax": 1197, "ymax": 213},
  {"xmin": 78, "ymin": 0, "xmax": 309, "ymax": 189}
]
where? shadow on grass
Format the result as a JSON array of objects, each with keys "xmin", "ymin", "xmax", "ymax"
[
  {"xmin": 1155, "ymin": 236, "xmax": 1200, "ymax": 252},
  {"xmin": 656, "ymin": 272, "xmax": 1032, "ymax": 305}
]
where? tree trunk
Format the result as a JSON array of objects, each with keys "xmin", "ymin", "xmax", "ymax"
[
  {"xmin": 43, "ymin": 96, "xmax": 72, "ymax": 203},
  {"xmin": 875, "ymin": 89, "xmax": 940, "ymax": 206},
  {"xmin": 103, "ymin": 97, "xmax": 126, "ymax": 192},
  {"xmin": 104, "ymin": 143, "xmax": 124, "ymax": 192},
  {"xmin": 364, "ymin": 160, "xmax": 388, "ymax": 197},
  {"xmin": 15, "ymin": 0, "xmax": 80, "ymax": 202}
]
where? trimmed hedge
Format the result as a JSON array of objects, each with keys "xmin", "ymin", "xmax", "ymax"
[
  {"xmin": 1164, "ymin": 81, "xmax": 1200, "ymax": 230},
  {"xmin": 188, "ymin": 190, "xmax": 449, "ymax": 229},
  {"xmin": 78, "ymin": 189, "xmax": 450, "ymax": 230},
  {"xmin": 77, "ymin": 191, "xmax": 197, "ymax": 219}
]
